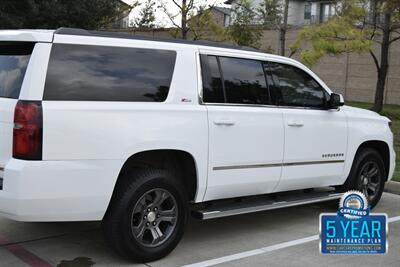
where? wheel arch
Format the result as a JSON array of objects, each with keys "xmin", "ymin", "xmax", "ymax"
[
  {"xmin": 354, "ymin": 140, "xmax": 390, "ymax": 181},
  {"xmin": 111, "ymin": 149, "xmax": 199, "ymax": 205}
]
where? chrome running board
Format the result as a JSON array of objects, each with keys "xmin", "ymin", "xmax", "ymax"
[{"xmin": 192, "ymin": 189, "xmax": 342, "ymax": 220}]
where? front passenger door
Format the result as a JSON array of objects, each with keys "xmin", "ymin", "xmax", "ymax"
[{"xmin": 266, "ymin": 62, "xmax": 347, "ymax": 192}]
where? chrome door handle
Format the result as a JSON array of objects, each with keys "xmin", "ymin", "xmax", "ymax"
[
  {"xmin": 214, "ymin": 119, "xmax": 235, "ymax": 126},
  {"xmin": 287, "ymin": 120, "xmax": 304, "ymax": 127}
]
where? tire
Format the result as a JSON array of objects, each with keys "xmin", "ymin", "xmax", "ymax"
[
  {"xmin": 337, "ymin": 148, "xmax": 386, "ymax": 209},
  {"xmin": 102, "ymin": 168, "xmax": 188, "ymax": 262}
]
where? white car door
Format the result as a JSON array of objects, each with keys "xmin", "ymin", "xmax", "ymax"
[
  {"xmin": 199, "ymin": 54, "xmax": 284, "ymax": 201},
  {"xmin": 265, "ymin": 61, "xmax": 348, "ymax": 192}
]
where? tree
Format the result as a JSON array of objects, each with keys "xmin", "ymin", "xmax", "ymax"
[
  {"xmin": 228, "ymin": 0, "xmax": 263, "ymax": 47},
  {"xmin": 0, "ymin": 0, "xmax": 32, "ymax": 29},
  {"xmin": 291, "ymin": 0, "xmax": 400, "ymax": 112},
  {"xmin": 188, "ymin": 5, "xmax": 226, "ymax": 41},
  {"xmin": 159, "ymin": 0, "xmax": 196, "ymax": 39},
  {"xmin": 280, "ymin": 0, "xmax": 289, "ymax": 55},
  {"xmin": 0, "ymin": 0, "xmax": 137, "ymax": 30},
  {"xmin": 159, "ymin": 1, "xmax": 226, "ymax": 41},
  {"xmin": 258, "ymin": 0, "xmax": 290, "ymax": 56},
  {"xmin": 133, "ymin": 0, "xmax": 156, "ymax": 29}
]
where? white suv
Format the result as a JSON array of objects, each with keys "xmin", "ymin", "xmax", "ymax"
[{"xmin": 0, "ymin": 28, "xmax": 396, "ymax": 262}]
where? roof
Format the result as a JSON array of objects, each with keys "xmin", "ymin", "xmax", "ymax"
[
  {"xmin": 212, "ymin": 6, "xmax": 231, "ymax": 16},
  {"xmin": 54, "ymin": 28, "xmax": 259, "ymax": 52},
  {"xmin": 0, "ymin": 29, "xmax": 54, "ymax": 42},
  {"xmin": 0, "ymin": 27, "xmax": 270, "ymax": 54}
]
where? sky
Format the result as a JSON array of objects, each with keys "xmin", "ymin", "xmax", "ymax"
[{"xmin": 122, "ymin": 0, "xmax": 228, "ymax": 27}]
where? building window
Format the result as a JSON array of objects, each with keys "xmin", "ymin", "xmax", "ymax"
[
  {"xmin": 304, "ymin": 2, "xmax": 311, "ymax": 20},
  {"xmin": 320, "ymin": 3, "xmax": 334, "ymax": 23}
]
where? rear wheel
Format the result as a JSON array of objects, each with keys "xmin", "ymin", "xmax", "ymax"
[
  {"xmin": 102, "ymin": 168, "xmax": 188, "ymax": 262},
  {"xmin": 337, "ymin": 148, "xmax": 385, "ymax": 208}
]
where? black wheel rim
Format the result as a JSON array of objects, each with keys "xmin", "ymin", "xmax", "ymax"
[
  {"xmin": 359, "ymin": 161, "xmax": 382, "ymax": 203},
  {"xmin": 130, "ymin": 188, "xmax": 178, "ymax": 247}
]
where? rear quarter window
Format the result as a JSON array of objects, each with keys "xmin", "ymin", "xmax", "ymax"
[
  {"xmin": 0, "ymin": 42, "xmax": 34, "ymax": 99},
  {"xmin": 44, "ymin": 44, "xmax": 177, "ymax": 102}
]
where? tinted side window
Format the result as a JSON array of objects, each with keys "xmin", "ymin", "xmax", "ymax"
[
  {"xmin": 0, "ymin": 42, "xmax": 34, "ymax": 99},
  {"xmin": 44, "ymin": 44, "xmax": 176, "ymax": 102},
  {"xmin": 268, "ymin": 62, "xmax": 327, "ymax": 108},
  {"xmin": 200, "ymin": 55, "xmax": 224, "ymax": 103},
  {"xmin": 219, "ymin": 57, "xmax": 268, "ymax": 105}
]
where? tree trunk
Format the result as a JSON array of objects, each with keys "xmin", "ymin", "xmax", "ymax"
[
  {"xmin": 372, "ymin": 13, "xmax": 391, "ymax": 113},
  {"xmin": 279, "ymin": 0, "xmax": 289, "ymax": 56},
  {"xmin": 181, "ymin": 0, "xmax": 188, "ymax": 39}
]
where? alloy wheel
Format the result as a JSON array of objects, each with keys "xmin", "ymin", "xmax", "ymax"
[
  {"xmin": 130, "ymin": 188, "xmax": 178, "ymax": 247},
  {"xmin": 358, "ymin": 161, "xmax": 382, "ymax": 203}
]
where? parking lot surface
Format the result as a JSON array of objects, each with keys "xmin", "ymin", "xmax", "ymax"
[{"xmin": 0, "ymin": 192, "xmax": 399, "ymax": 267}]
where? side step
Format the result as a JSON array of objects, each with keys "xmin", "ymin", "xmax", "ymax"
[{"xmin": 192, "ymin": 189, "xmax": 342, "ymax": 220}]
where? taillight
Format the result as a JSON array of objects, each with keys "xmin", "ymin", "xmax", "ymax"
[{"xmin": 13, "ymin": 100, "xmax": 43, "ymax": 160}]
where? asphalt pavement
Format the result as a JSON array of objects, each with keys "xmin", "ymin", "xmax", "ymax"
[{"xmin": 0, "ymin": 192, "xmax": 399, "ymax": 267}]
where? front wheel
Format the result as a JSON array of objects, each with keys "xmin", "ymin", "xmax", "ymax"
[
  {"xmin": 102, "ymin": 169, "xmax": 188, "ymax": 262},
  {"xmin": 337, "ymin": 148, "xmax": 386, "ymax": 208}
]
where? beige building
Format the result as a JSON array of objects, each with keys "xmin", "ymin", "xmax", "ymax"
[
  {"xmin": 210, "ymin": 6, "xmax": 232, "ymax": 27},
  {"xmin": 109, "ymin": 0, "xmax": 131, "ymax": 29},
  {"xmin": 226, "ymin": 0, "xmax": 337, "ymax": 26}
]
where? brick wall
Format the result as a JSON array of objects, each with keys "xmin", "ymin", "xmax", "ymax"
[{"xmin": 210, "ymin": 9, "xmax": 226, "ymax": 27}]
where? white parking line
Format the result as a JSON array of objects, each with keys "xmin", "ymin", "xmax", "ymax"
[
  {"xmin": 183, "ymin": 215, "xmax": 400, "ymax": 267},
  {"xmin": 388, "ymin": 215, "xmax": 400, "ymax": 222}
]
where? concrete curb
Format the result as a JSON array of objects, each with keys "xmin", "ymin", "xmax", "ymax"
[{"xmin": 384, "ymin": 181, "xmax": 400, "ymax": 195}]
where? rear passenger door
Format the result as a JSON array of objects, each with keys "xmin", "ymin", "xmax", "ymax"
[
  {"xmin": 200, "ymin": 53, "xmax": 284, "ymax": 201},
  {"xmin": 265, "ymin": 61, "xmax": 347, "ymax": 192}
]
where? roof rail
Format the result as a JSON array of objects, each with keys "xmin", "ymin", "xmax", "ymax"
[{"xmin": 54, "ymin": 27, "xmax": 260, "ymax": 52}]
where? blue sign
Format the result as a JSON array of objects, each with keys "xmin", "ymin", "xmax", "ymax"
[
  {"xmin": 320, "ymin": 214, "xmax": 387, "ymax": 254},
  {"xmin": 320, "ymin": 191, "xmax": 388, "ymax": 254}
]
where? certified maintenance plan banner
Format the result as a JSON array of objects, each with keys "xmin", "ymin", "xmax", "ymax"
[
  {"xmin": 320, "ymin": 214, "xmax": 387, "ymax": 254},
  {"xmin": 320, "ymin": 191, "xmax": 388, "ymax": 254}
]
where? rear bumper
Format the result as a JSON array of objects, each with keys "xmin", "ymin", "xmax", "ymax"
[{"xmin": 0, "ymin": 158, "xmax": 123, "ymax": 221}]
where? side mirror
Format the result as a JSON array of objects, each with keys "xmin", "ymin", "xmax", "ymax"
[{"xmin": 328, "ymin": 93, "xmax": 344, "ymax": 109}]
